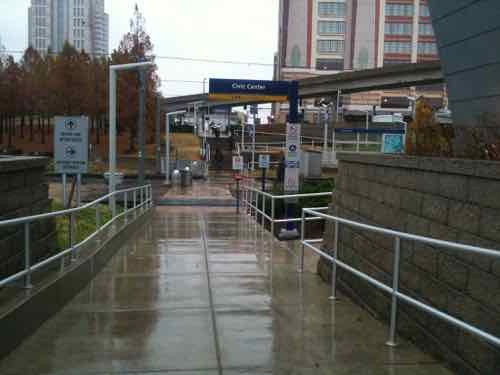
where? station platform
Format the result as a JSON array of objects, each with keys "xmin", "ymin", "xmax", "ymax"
[{"xmin": 0, "ymin": 207, "xmax": 452, "ymax": 374}]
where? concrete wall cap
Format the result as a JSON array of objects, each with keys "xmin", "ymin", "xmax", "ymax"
[
  {"xmin": 0, "ymin": 156, "xmax": 49, "ymax": 173},
  {"xmin": 336, "ymin": 153, "xmax": 500, "ymax": 180}
]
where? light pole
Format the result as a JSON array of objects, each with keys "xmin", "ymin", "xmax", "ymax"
[
  {"xmin": 165, "ymin": 110, "xmax": 186, "ymax": 185},
  {"xmin": 109, "ymin": 62, "xmax": 154, "ymax": 216}
]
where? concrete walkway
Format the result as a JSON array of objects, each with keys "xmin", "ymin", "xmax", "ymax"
[{"xmin": 0, "ymin": 207, "xmax": 453, "ymax": 375}]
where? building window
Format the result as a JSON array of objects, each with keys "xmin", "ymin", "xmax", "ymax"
[
  {"xmin": 316, "ymin": 58, "xmax": 344, "ymax": 71},
  {"xmin": 290, "ymin": 46, "xmax": 302, "ymax": 67},
  {"xmin": 384, "ymin": 41, "xmax": 412, "ymax": 54},
  {"xmin": 419, "ymin": 23, "xmax": 434, "ymax": 36},
  {"xmin": 318, "ymin": 21, "xmax": 345, "ymax": 34},
  {"xmin": 420, "ymin": 5, "xmax": 431, "ymax": 17},
  {"xmin": 385, "ymin": 3, "xmax": 414, "ymax": 17},
  {"xmin": 418, "ymin": 42, "xmax": 437, "ymax": 54},
  {"xmin": 385, "ymin": 23, "xmax": 412, "ymax": 35},
  {"xmin": 317, "ymin": 39, "xmax": 345, "ymax": 53},
  {"xmin": 318, "ymin": 2, "xmax": 346, "ymax": 18}
]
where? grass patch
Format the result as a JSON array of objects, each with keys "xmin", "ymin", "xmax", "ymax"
[{"xmin": 51, "ymin": 201, "xmax": 118, "ymax": 250}]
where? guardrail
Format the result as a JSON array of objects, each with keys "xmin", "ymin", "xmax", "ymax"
[
  {"xmin": 240, "ymin": 183, "xmax": 331, "ymax": 235},
  {"xmin": 299, "ymin": 208, "xmax": 500, "ymax": 348},
  {"xmin": 0, "ymin": 184, "xmax": 153, "ymax": 290}
]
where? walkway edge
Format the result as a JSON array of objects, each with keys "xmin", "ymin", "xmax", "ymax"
[{"xmin": 0, "ymin": 207, "xmax": 154, "ymax": 361}]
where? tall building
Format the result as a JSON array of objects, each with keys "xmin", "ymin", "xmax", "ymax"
[
  {"xmin": 28, "ymin": 0, "xmax": 109, "ymax": 56},
  {"xmin": 275, "ymin": 0, "xmax": 442, "ymax": 120}
]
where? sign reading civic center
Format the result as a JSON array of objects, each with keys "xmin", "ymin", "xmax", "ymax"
[
  {"xmin": 54, "ymin": 116, "xmax": 89, "ymax": 174},
  {"xmin": 209, "ymin": 79, "xmax": 290, "ymax": 103}
]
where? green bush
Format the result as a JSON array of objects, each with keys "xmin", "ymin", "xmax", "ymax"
[{"xmin": 51, "ymin": 201, "xmax": 118, "ymax": 250}]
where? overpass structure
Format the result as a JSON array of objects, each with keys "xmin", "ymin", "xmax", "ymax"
[{"xmin": 161, "ymin": 61, "xmax": 444, "ymax": 112}]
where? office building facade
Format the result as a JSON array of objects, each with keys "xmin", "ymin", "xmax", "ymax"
[
  {"xmin": 28, "ymin": 0, "xmax": 109, "ymax": 56},
  {"xmin": 275, "ymin": 0, "xmax": 442, "ymax": 119}
]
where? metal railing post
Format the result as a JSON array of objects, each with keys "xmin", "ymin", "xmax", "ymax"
[
  {"xmin": 271, "ymin": 197, "xmax": 276, "ymax": 237},
  {"xmin": 299, "ymin": 210, "xmax": 305, "ymax": 272},
  {"xmin": 70, "ymin": 213, "xmax": 76, "ymax": 261},
  {"xmin": 330, "ymin": 221, "xmax": 340, "ymax": 300},
  {"xmin": 387, "ymin": 236, "xmax": 401, "ymax": 347},
  {"xmin": 262, "ymin": 194, "xmax": 266, "ymax": 227},
  {"xmin": 133, "ymin": 189, "xmax": 137, "ymax": 209},
  {"xmin": 24, "ymin": 222, "xmax": 32, "ymax": 289},
  {"xmin": 96, "ymin": 205, "xmax": 101, "ymax": 229}
]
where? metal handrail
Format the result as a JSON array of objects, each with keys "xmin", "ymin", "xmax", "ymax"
[
  {"xmin": 299, "ymin": 208, "xmax": 500, "ymax": 348},
  {"xmin": 240, "ymin": 183, "xmax": 331, "ymax": 234},
  {"xmin": 0, "ymin": 184, "xmax": 153, "ymax": 289}
]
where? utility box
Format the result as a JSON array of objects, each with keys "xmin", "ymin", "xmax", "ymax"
[{"xmin": 301, "ymin": 150, "xmax": 322, "ymax": 178}]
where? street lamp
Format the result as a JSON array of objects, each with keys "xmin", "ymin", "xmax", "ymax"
[
  {"xmin": 165, "ymin": 110, "xmax": 187, "ymax": 185},
  {"xmin": 108, "ymin": 61, "xmax": 154, "ymax": 216}
]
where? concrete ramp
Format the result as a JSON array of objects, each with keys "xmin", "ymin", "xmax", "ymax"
[{"xmin": 0, "ymin": 206, "xmax": 453, "ymax": 374}]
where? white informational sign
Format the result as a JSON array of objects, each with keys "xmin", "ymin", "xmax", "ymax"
[
  {"xmin": 259, "ymin": 154, "xmax": 270, "ymax": 169},
  {"xmin": 54, "ymin": 116, "xmax": 89, "ymax": 174},
  {"xmin": 232, "ymin": 156, "xmax": 244, "ymax": 171},
  {"xmin": 284, "ymin": 167, "xmax": 300, "ymax": 193},
  {"xmin": 284, "ymin": 123, "xmax": 301, "ymax": 192}
]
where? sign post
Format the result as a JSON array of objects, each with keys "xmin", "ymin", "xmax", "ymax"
[
  {"xmin": 54, "ymin": 117, "xmax": 89, "ymax": 208},
  {"xmin": 259, "ymin": 154, "xmax": 270, "ymax": 192}
]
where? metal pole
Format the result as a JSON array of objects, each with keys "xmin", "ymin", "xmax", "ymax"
[
  {"xmin": 124, "ymin": 191, "xmax": 128, "ymax": 211},
  {"xmin": 241, "ymin": 121, "xmax": 244, "ymax": 155},
  {"xmin": 76, "ymin": 174, "xmax": 82, "ymax": 207},
  {"xmin": 271, "ymin": 197, "xmax": 275, "ymax": 237},
  {"xmin": 299, "ymin": 210, "xmax": 305, "ymax": 272},
  {"xmin": 62, "ymin": 173, "xmax": 67, "ymax": 208},
  {"xmin": 138, "ymin": 69, "xmax": 146, "ymax": 186},
  {"xmin": 109, "ymin": 68, "xmax": 117, "ymax": 217},
  {"xmin": 24, "ymin": 222, "xmax": 32, "ymax": 288},
  {"xmin": 261, "ymin": 194, "xmax": 266, "ymax": 227},
  {"xmin": 251, "ymin": 123, "xmax": 255, "ymax": 171},
  {"xmin": 165, "ymin": 113, "xmax": 171, "ymax": 185},
  {"xmin": 95, "ymin": 205, "xmax": 101, "ymax": 229},
  {"xmin": 387, "ymin": 236, "xmax": 401, "ymax": 347},
  {"xmin": 336, "ymin": 89, "xmax": 342, "ymax": 123},
  {"xmin": 70, "ymin": 213, "xmax": 76, "ymax": 261},
  {"xmin": 236, "ymin": 179, "xmax": 240, "ymax": 214},
  {"xmin": 155, "ymin": 95, "xmax": 161, "ymax": 174},
  {"xmin": 330, "ymin": 221, "xmax": 340, "ymax": 300},
  {"xmin": 323, "ymin": 109, "xmax": 328, "ymax": 157},
  {"xmin": 365, "ymin": 111, "xmax": 369, "ymax": 144}
]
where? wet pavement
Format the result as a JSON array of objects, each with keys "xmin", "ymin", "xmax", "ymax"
[{"xmin": 0, "ymin": 207, "xmax": 453, "ymax": 375}]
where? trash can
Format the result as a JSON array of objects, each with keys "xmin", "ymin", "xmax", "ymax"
[
  {"xmin": 171, "ymin": 169, "xmax": 182, "ymax": 186},
  {"xmin": 181, "ymin": 167, "xmax": 193, "ymax": 187}
]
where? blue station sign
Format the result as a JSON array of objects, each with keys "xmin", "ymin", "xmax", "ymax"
[{"xmin": 209, "ymin": 78, "xmax": 290, "ymax": 103}]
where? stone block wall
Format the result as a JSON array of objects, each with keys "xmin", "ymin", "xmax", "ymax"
[
  {"xmin": 320, "ymin": 154, "xmax": 500, "ymax": 375},
  {"xmin": 0, "ymin": 156, "xmax": 56, "ymax": 280}
]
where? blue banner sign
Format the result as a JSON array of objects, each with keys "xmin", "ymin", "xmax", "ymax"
[{"xmin": 209, "ymin": 79, "xmax": 290, "ymax": 103}]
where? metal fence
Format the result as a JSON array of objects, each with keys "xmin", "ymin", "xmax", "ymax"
[
  {"xmin": 240, "ymin": 184, "xmax": 331, "ymax": 236},
  {"xmin": 0, "ymin": 184, "xmax": 153, "ymax": 290},
  {"xmin": 300, "ymin": 208, "xmax": 500, "ymax": 348}
]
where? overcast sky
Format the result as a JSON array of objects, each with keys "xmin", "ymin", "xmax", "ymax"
[{"xmin": 0, "ymin": 0, "xmax": 279, "ymax": 97}]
